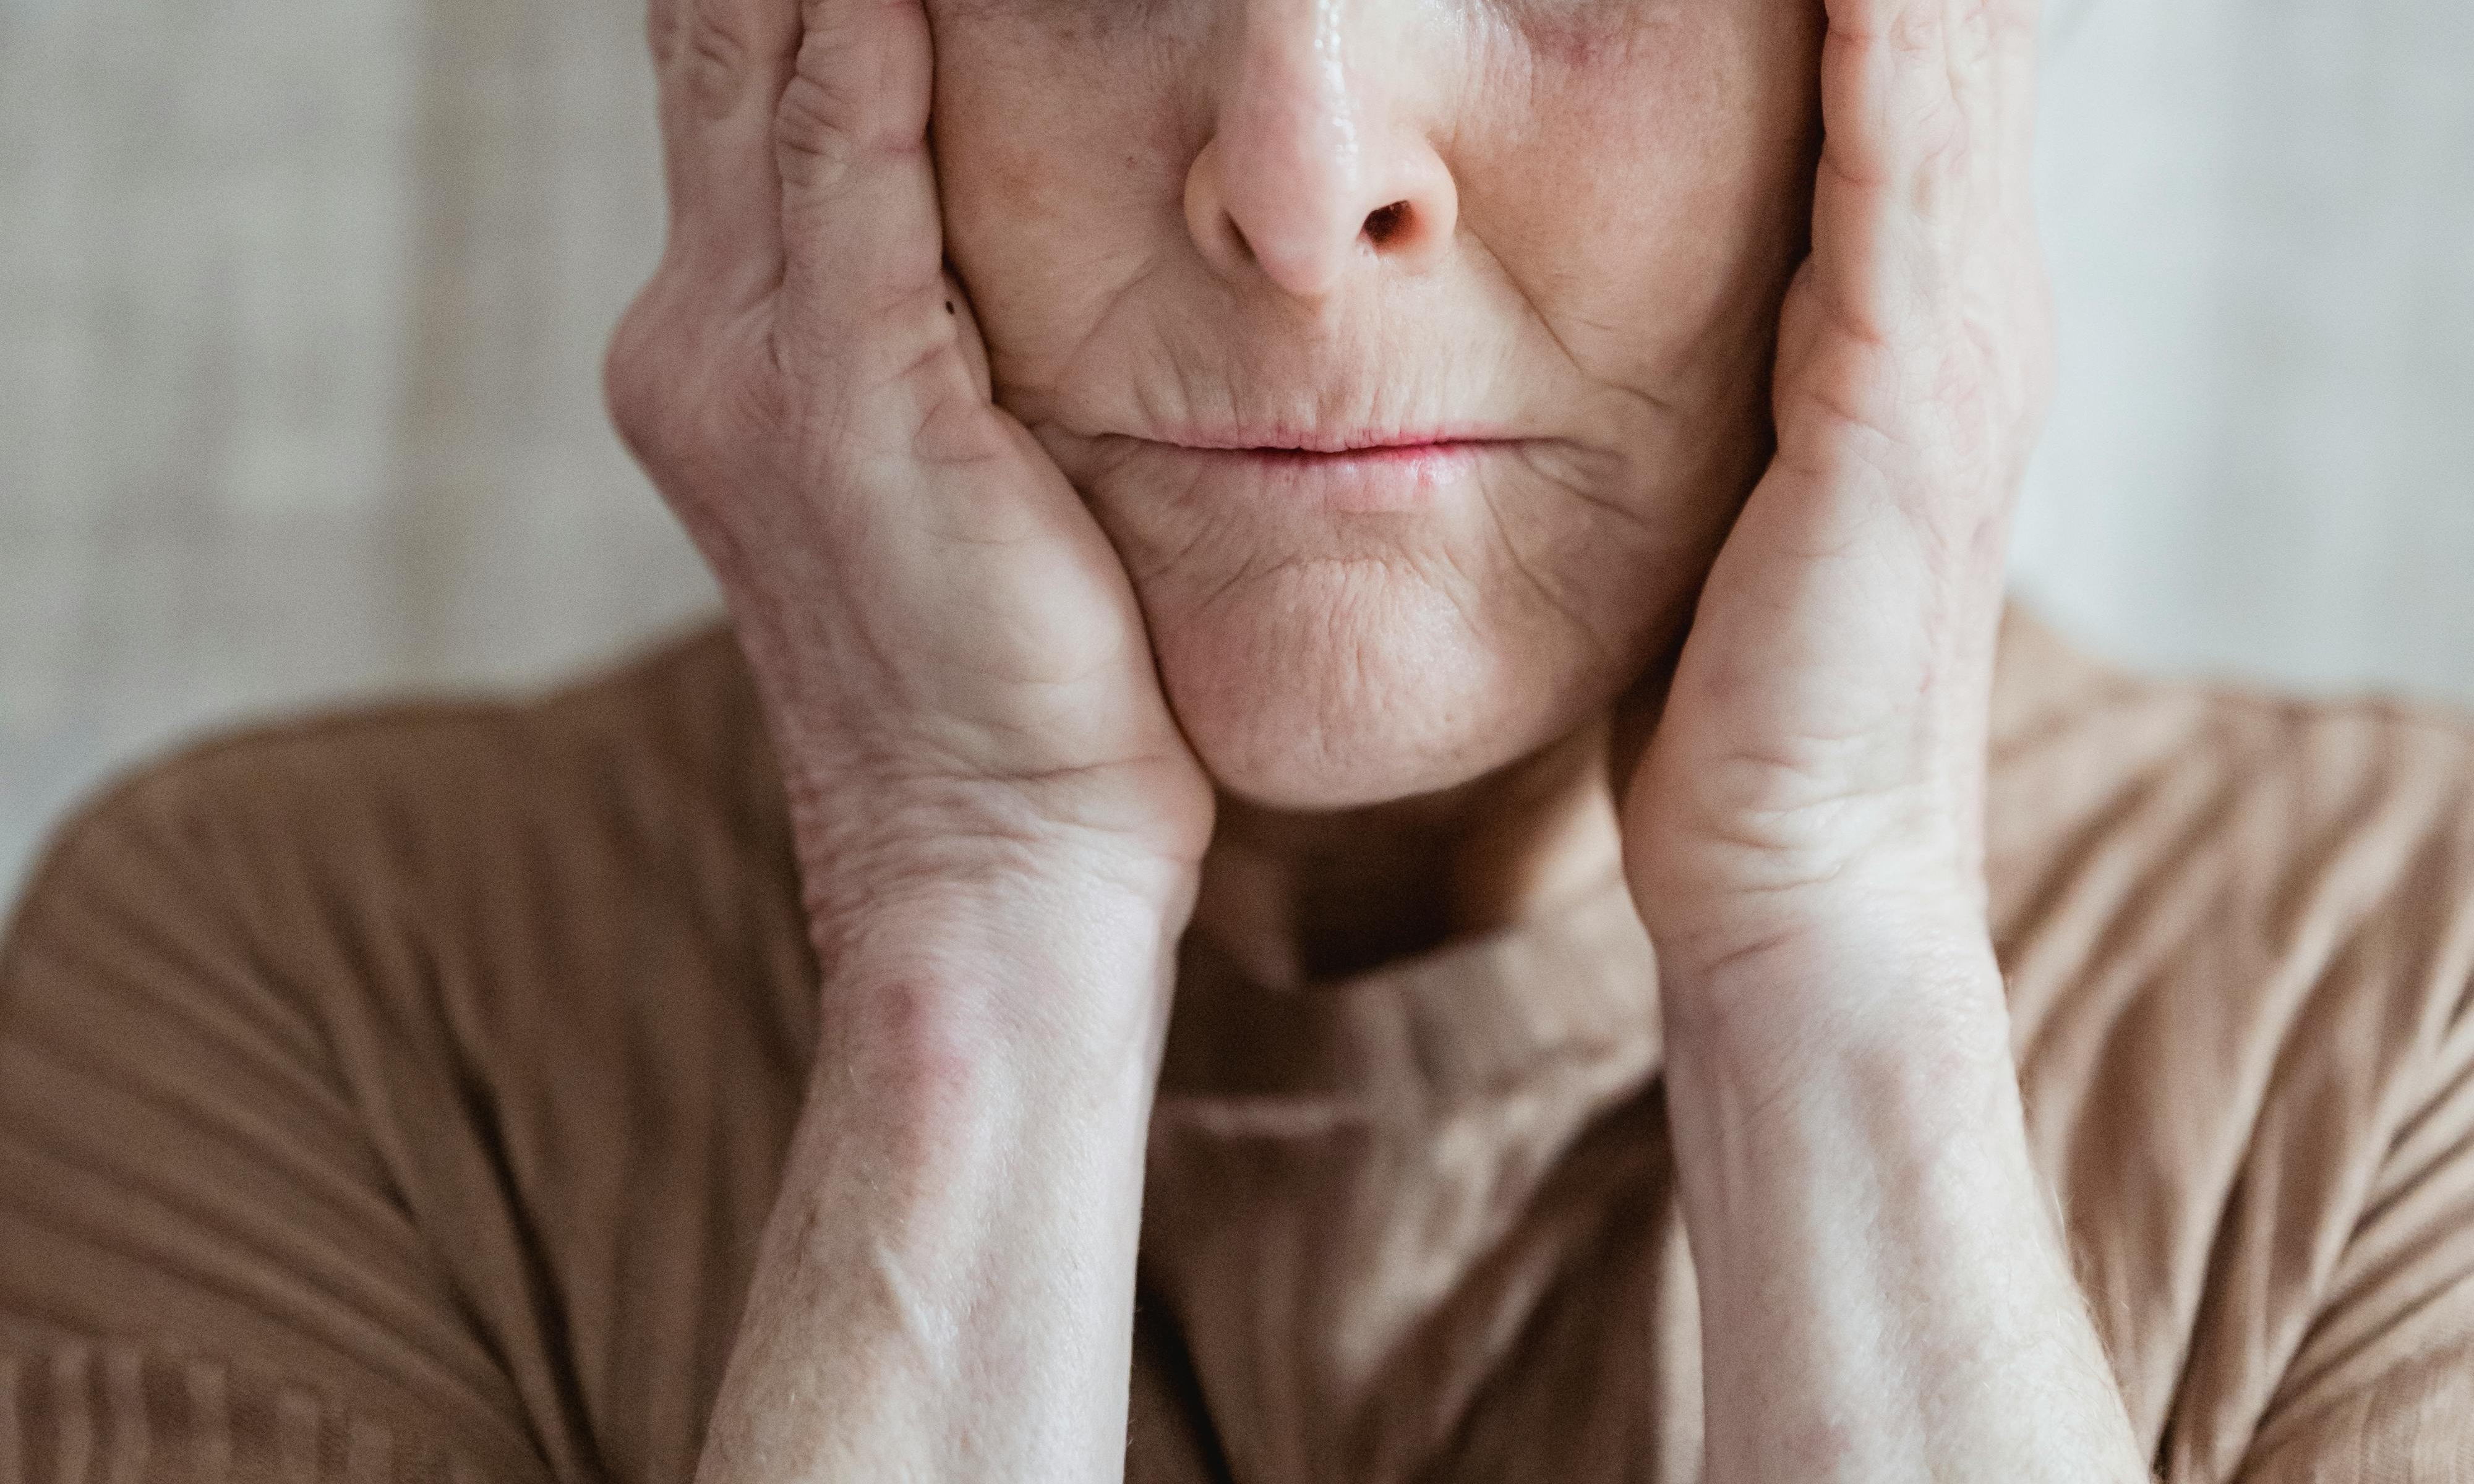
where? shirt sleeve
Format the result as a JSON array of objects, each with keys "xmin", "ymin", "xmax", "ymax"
[
  {"xmin": 0, "ymin": 756, "xmax": 557, "ymax": 1484},
  {"xmin": 2232, "ymin": 970, "xmax": 2474, "ymax": 1483}
]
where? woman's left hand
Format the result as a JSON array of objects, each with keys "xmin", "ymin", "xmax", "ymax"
[
  {"xmin": 1617, "ymin": 4, "xmax": 2149, "ymax": 1477},
  {"xmin": 1619, "ymin": 0, "xmax": 2050, "ymax": 1031}
]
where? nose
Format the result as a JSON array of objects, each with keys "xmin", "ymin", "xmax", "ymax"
[{"xmin": 1183, "ymin": 0, "xmax": 1457, "ymax": 302}]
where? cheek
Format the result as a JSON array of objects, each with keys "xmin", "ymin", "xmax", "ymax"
[
  {"xmin": 926, "ymin": 5, "xmax": 1197, "ymax": 386},
  {"xmin": 1466, "ymin": 6, "xmax": 1821, "ymax": 392}
]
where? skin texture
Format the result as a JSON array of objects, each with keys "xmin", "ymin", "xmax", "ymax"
[
  {"xmin": 930, "ymin": 0, "xmax": 1817, "ymax": 812},
  {"xmin": 601, "ymin": 0, "xmax": 2154, "ymax": 1475}
]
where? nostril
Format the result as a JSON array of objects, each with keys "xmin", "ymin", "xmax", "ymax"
[{"xmin": 1363, "ymin": 201, "xmax": 1411, "ymax": 248}]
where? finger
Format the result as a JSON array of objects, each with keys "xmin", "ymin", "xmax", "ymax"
[
  {"xmin": 1829, "ymin": 0, "xmax": 2038, "ymax": 185},
  {"xmin": 774, "ymin": 0, "xmax": 953, "ymax": 385},
  {"xmin": 1807, "ymin": 6, "xmax": 1914, "ymax": 350},
  {"xmin": 1938, "ymin": 0, "xmax": 2044, "ymax": 227},
  {"xmin": 1810, "ymin": 0, "xmax": 2035, "ymax": 338},
  {"xmin": 651, "ymin": 0, "xmax": 803, "ymax": 299},
  {"xmin": 1990, "ymin": 0, "xmax": 2044, "ymax": 223},
  {"xmin": 647, "ymin": 0, "xmax": 682, "ymax": 69},
  {"xmin": 1812, "ymin": 0, "xmax": 1956, "ymax": 338}
]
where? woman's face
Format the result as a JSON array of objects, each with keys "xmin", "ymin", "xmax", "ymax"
[{"xmin": 928, "ymin": 0, "xmax": 1823, "ymax": 811}]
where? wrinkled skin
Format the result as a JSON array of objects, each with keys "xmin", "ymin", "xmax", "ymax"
[
  {"xmin": 928, "ymin": 0, "xmax": 1823, "ymax": 811},
  {"xmin": 605, "ymin": 0, "xmax": 2048, "ymax": 994},
  {"xmin": 610, "ymin": 0, "xmax": 2141, "ymax": 1477}
]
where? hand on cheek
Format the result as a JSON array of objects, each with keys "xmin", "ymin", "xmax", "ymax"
[
  {"xmin": 1617, "ymin": 0, "xmax": 2052, "ymax": 1033},
  {"xmin": 1609, "ymin": 17, "xmax": 2149, "ymax": 1480},
  {"xmin": 607, "ymin": 0, "xmax": 1214, "ymax": 981}
]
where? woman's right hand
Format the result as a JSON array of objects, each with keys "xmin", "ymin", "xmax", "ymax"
[
  {"xmin": 609, "ymin": 6, "xmax": 1200, "ymax": 1477},
  {"xmin": 604, "ymin": 0, "xmax": 1213, "ymax": 973}
]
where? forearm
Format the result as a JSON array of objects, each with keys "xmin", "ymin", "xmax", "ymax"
[
  {"xmin": 1661, "ymin": 927, "xmax": 2147, "ymax": 1483},
  {"xmin": 696, "ymin": 882, "xmax": 1179, "ymax": 1484}
]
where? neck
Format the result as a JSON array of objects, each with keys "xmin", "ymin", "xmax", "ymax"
[{"xmin": 1191, "ymin": 715, "xmax": 1625, "ymax": 988}]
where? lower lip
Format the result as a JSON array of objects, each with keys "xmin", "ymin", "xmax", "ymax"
[{"xmin": 1148, "ymin": 440, "xmax": 1512, "ymax": 514}]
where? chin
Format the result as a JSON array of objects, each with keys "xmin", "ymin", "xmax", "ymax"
[{"xmin": 1145, "ymin": 559, "xmax": 1590, "ymax": 812}]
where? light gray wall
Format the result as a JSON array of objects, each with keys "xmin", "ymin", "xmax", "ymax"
[
  {"xmin": 4, "ymin": 0, "xmax": 2472, "ymax": 897},
  {"xmin": 2013, "ymin": 0, "xmax": 2474, "ymax": 702},
  {"xmin": 1, "ymin": 0, "xmax": 713, "ymax": 895}
]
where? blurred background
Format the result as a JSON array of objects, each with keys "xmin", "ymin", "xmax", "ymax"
[{"xmin": 2, "ymin": 0, "xmax": 2470, "ymax": 897}]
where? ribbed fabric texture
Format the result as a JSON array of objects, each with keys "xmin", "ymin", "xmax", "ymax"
[
  {"xmin": 5, "ymin": 605, "xmax": 2474, "ymax": 1483},
  {"xmin": 0, "ymin": 1343, "xmax": 487, "ymax": 1484}
]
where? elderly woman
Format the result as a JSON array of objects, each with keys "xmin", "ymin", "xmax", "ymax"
[{"xmin": 6, "ymin": 0, "xmax": 2474, "ymax": 1478}]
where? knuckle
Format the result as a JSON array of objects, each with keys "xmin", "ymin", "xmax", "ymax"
[
  {"xmin": 684, "ymin": 0, "xmax": 760, "ymax": 119},
  {"xmin": 606, "ymin": 281, "xmax": 807, "ymax": 495},
  {"xmin": 773, "ymin": 9, "xmax": 925, "ymax": 189},
  {"xmin": 772, "ymin": 70, "xmax": 861, "ymax": 181},
  {"xmin": 604, "ymin": 292, "xmax": 696, "ymax": 468},
  {"xmin": 773, "ymin": 68, "xmax": 867, "ymax": 189},
  {"xmin": 1888, "ymin": 2, "xmax": 1940, "ymax": 59},
  {"xmin": 645, "ymin": 0, "xmax": 683, "ymax": 67}
]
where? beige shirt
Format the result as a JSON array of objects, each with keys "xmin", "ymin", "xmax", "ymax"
[{"xmin": 5, "ymin": 605, "xmax": 2474, "ymax": 1483}]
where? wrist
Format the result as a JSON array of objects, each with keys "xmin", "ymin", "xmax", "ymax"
[
  {"xmin": 811, "ymin": 859, "xmax": 1192, "ymax": 1109},
  {"xmin": 1654, "ymin": 894, "xmax": 2012, "ymax": 1091},
  {"xmin": 1653, "ymin": 917, "xmax": 2049, "ymax": 1311},
  {"xmin": 787, "ymin": 751, "xmax": 1207, "ymax": 916},
  {"xmin": 1627, "ymin": 773, "xmax": 1990, "ymax": 987}
]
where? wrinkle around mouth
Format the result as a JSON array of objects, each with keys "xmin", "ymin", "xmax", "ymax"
[
  {"xmin": 1473, "ymin": 460, "xmax": 1622, "ymax": 669},
  {"xmin": 1470, "ymin": 230, "xmax": 1683, "ymax": 430},
  {"xmin": 993, "ymin": 245, "xmax": 1184, "ymax": 437},
  {"xmin": 1009, "ymin": 260, "xmax": 1661, "ymax": 482},
  {"xmin": 1016, "ymin": 300, "xmax": 1552, "ymax": 457},
  {"xmin": 1511, "ymin": 438, "xmax": 1667, "ymax": 545}
]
